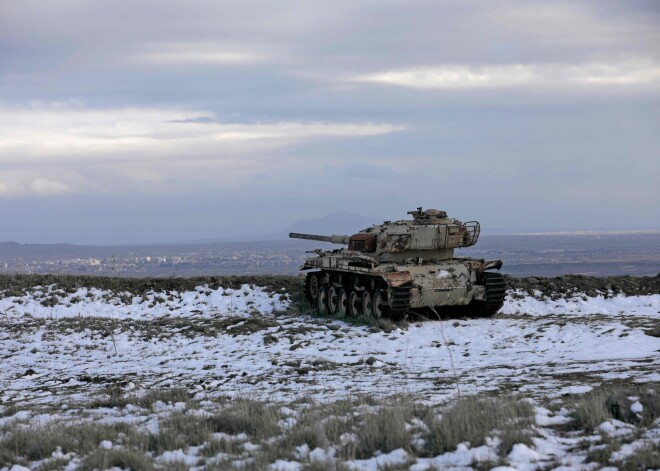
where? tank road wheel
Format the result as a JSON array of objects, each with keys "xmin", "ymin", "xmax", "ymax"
[
  {"xmin": 317, "ymin": 286, "xmax": 328, "ymax": 314},
  {"xmin": 362, "ymin": 291, "xmax": 373, "ymax": 317},
  {"xmin": 337, "ymin": 288, "xmax": 348, "ymax": 316},
  {"xmin": 372, "ymin": 291, "xmax": 385, "ymax": 319},
  {"xmin": 305, "ymin": 274, "xmax": 320, "ymax": 302},
  {"xmin": 348, "ymin": 290, "xmax": 360, "ymax": 316},
  {"xmin": 327, "ymin": 286, "xmax": 339, "ymax": 315}
]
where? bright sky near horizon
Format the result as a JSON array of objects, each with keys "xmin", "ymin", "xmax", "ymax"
[{"xmin": 1, "ymin": 0, "xmax": 659, "ymax": 244}]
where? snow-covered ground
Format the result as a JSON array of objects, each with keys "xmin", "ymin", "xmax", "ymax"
[
  {"xmin": 1, "ymin": 283, "xmax": 659, "ymax": 470},
  {"xmin": 1, "ymin": 285, "xmax": 658, "ymax": 405}
]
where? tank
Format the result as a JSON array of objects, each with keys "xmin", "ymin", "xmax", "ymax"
[{"xmin": 289, "ymin": 207, "xmax": 505, "ymax": 319}]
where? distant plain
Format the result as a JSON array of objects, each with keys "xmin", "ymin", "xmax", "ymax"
[{"xmin": 1, "ymin": 231, "xmax": 658, "ymax": 278}]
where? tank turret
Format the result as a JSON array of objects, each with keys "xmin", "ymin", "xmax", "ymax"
[{"xmin": 290, "ymin": 207, "xmax": 504, "ymax": 319}]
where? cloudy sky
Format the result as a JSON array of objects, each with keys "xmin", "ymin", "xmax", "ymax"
[{"xmin": 1, "ymin": 0, "xmax": 659, "ymax": 244}]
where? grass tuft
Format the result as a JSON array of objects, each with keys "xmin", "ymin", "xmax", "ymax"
[
  {"xmin": 571, "ymin": 392, "xmax": 613, "ymax": 432},
  {"xmin": 615, "ymin": 442, "xmax": 660, "ymax": 471},
  {"xmin": 571, "ymin": 385, "xmax": 659, "ymax": 432},
  {"xmin": 136, "ymin": 388, "xmax": 190, "ymax": 409},
  {"xmin": 0, "ymin": 421, "xmax": 147, "ymax": 465},
  {"xmin": 424, "ymin": 396, "xmax": 534, "ymax": 456},
  {"xmin": 354, "ymin": 405, "xmax": 416, "ymax": 459},
  {"xmin": 78, "ymin": 448, "xmax": 154, "ymax": 471},
  {"xmin": 210, "ymin": 399, "xmax": 279, "ymax": 439}
]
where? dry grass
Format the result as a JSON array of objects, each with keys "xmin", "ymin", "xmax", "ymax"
[
  {"xmin": 150, "ymin": 412, "xmax": 212, "ymax": 453},
  {"xmin": 0, "ymin": 273, "xmax": 301, "ymax": 299},
  {"xmin": 354, "ymin": 404, "xmax": 420, "ymax": 459},
  {"xmin": 136, "ymin": 388, "xmax": 191, "ymax": 409},
  {"xmin": 211, "ymin": 399, "xmax": 280, "ymax": 439},
  {"xmin": 4, "ymin": 381, "xmax": 657, "ymax": 469},
  {"xmin": 571, "ymin": 392, "xmax": 614, "ymax": 432},
  {"xmin": 0, "ymin": 421, "xmax": 147, "ymax": 466},
  {"xmin": 0, "ymin": 392, "xmax": 538, "ymax": 468},
  {"xmin": 425, "ymin": 395, "xmax": 534, "ymax": 456},
  {"xmin": 78, "ymin": 448, "xmax": 154, "ymax": 471},
  {"xmin": 616, "ymin": 442, "xmax": 660, "ymax": 471},
  {"xmin": 570, "ymin": 384, "xmax": 659, "ymax": 432}
]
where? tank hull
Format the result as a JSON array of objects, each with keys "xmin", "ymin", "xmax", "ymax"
[
  {"xmin": 292, "ymin": 207, "xmax": 504, "ymax": 319},
  {"xmin": 300, "ymin": 254, "xmax": 505, "ymax": 319}
]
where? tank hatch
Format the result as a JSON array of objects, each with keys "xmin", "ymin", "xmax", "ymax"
[{"xmin": 407, "ymin": 207, "xmax": 448, "ymax": 224}]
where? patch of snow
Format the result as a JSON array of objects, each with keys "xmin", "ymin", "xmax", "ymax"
[
  {"xmin": 309, "ymin": 447, "xmax": 335, "ymax": 463},
  {"xmin": 610, "ymin": 439, "xmax": 654, "ymax": 461},
  {"xmin": 0, "ymin": 410, "xmax": 31, "ymax": 427},
  {"xmin": 411, "ymin": 441, "xmax": 498, "ymax": 470},
  {"xmin": 535, "ymin": 406, "xmax": 571, "ymax": 426},
  {"xmin": 549, "ymin": 385, "xmax": 593, "ymax": 397},
  {"xmin": 598, "ymin": 419, "xmax": 635, "ymax": 437},
  {"xmin": 157, "ymin": 449, "xmax": 198, "ymax": 466},
  {"xmin": 502, "ymin": 291, "xmax": 660, "ymax": 317},
  {"xmin": 630, "ymin": 401, "xmax": 643, "ymax": 413},
  {"xmin": 279, "ymin": 406, "xmax": 297, "ymax": 417},
  {"xmin": 1, "ymin": 284, "xmax": 290, "ymax": 321},
  {"xmin": 294, "ymin": 444, "xmax": 310, "ymax": 459},
  {"xmin": 243, "ymin": 442, "xmax": 260, "ymax": 452},
  {"xmin": 269, "ymin": 460, "xmax": 303, "ymax": 471},
  {"xmin": 508, "ymin": 443, "xmax": 542, "ymax": 463},
  {"xmin": 99, "ymin": 440, "xmax": 113, "ymax": 450},
  {"xmin": 345, "ymin": 448, "xmax": 410, "ymax": 470}
]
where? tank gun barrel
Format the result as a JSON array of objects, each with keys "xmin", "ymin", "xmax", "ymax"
[{"xmin": 289, "ymin": 232, "xmax": 350, "ymax": 245}]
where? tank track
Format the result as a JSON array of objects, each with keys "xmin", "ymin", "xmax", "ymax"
[
  {"xmin": 305, "ymin": 271, "xmax": 504, "ymax": 319},
  {"xmin": 472, "ymin": 272, "xmax": 506, "ymax": 317},
  {"xmin": 305, "ymin": 271, "xmax": 412, "ymax": 319},
  {"xmin": 389, "ymin": 284, "xmax": 412, "ymax": 318}
]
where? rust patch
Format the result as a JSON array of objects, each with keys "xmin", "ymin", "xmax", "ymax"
[
  {"xmin": 348, "ymin": 233, "xmax": 377, "ymax": 252},
  {"xmin": 383, "ymin": 271, "xmax": 414, "ymax": 287},
  {"xmin": 392, "ymin": 235, "xmax": 409, "ymax": 251}
]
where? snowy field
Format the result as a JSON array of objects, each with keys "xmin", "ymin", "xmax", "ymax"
[{"xmin": 1, "ymin": 279, "xmax": 659, "ymax": 470}]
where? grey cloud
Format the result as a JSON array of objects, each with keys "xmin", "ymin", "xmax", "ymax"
[
  {"xmin": 167, "ymin": 117, "xmax": 216, "ymax": 124},
  {"xmin": 0, "ymin": 0, "xmax": 658, "ymax": 243},
  {"xmin": 336, "ymin": 163, "xmax": 397, "ymax": 178}
]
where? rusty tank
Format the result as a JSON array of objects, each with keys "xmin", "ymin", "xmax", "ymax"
[{"xmin": 289, "ymin": 207, "xmax": 505, "ymax": 319}]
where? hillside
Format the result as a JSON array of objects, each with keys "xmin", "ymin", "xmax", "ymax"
[{"xmin": 0, "ymin": 274, "xmax": 658, "ymax": 470}]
